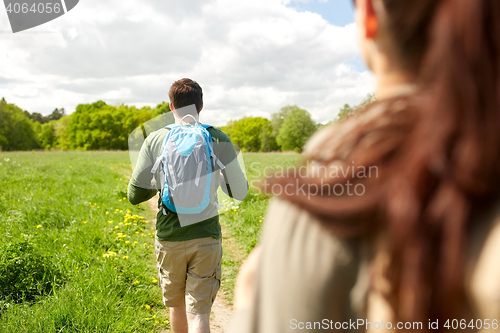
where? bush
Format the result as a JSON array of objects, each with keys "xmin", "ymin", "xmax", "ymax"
[{"xmin": 0, "ymin": 240, "xmax": 63, "ymax": 303}]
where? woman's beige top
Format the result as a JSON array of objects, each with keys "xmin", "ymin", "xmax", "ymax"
[{"xmin": 227, "ymin": 99, "xmax": 500, "ymax": 332}]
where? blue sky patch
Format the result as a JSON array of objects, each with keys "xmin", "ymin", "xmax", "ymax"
[{"xmin": 287, "ymin": 0, "xmax": 355, "ymax": 27}]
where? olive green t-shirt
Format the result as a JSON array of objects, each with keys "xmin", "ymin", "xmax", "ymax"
[{"xmin": 127, "ymin": 124, "xmax": 247, "ymax": 241}]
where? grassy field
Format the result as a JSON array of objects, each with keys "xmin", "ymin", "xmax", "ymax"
[{"xmin": 0, "ymin": 151, "xmax": 302, "ymax": 331}]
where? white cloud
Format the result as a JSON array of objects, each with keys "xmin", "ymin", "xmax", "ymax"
[{"xmin": 0, "ymin": 0, "xmax": 374, "ymax": 126}]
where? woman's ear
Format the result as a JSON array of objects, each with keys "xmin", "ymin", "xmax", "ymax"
[{"xmin": 361, "ymin": 0, "xmax": 379, "ymax": 39}]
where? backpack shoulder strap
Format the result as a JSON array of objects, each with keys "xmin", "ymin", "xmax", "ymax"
[
  {"xmin": 200, "ymin": 124, "xmax": 213, "ymax": 130},
  {"xmin": 198, "ymin": 124, "xmax": 225, "ymax": 170},
  {"xmin": 151, "ymin": 125, "xmax": 175, "ymax": 174}
]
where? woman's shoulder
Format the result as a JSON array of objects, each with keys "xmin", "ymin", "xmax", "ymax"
[{"xmin": 252, "ymin": 198, "xmax": 370, "ymax": 327}]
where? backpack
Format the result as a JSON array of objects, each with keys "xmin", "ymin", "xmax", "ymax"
[{"xmin": 151, "ymin": 115, "xmax": 225, "ymax": 219}]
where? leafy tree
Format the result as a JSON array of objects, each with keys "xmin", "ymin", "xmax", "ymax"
[
  {"xmin": 337, "ymin": 104, "xmax": 353, "ymax": 121},
  {"xmin": 38, "ymin": 122, "xmax": 56, "ymax": 149},
  {"xmin": 260, "ymin": 123, "xmax": 279, "ymax": 152},
  {"xmin": 221, "ymin": 117, "xmax": 271, "ymax": 152},
  {"xmin": 0, "ymin": 98, "xmax": 38, "ymax": 151},
  {"xmin": 68, "ymin": 101, "xmax": 154, "ymax": 150},
  {"xmin": 47, "ymin": 108, "xmax": 65, "ymax": 122},
  {"xmin": 254, "ymin": 105, "xmax": 298, "ymax": 151},
  {"xmin": 271, "ymin": 105, "xmax": 294, "ymax": 136},
  {"xmin": 23, "ymin": 108, "xmax": 65, "ymax": 124},
  {"xmin": 276, "ymin": 107, "xmax": 317, "ymax": 152},
  {"xmin": 336, "ymin": 93, "xmax": 376, "ymax": 122},
  {"xmin": 26, "ymin": 112, "xmax": 47, "ymax": 124},
  {"xmin": 151, "ymin": 102, "xmax": 171, "ymax": 116},
  {"xmin": 54, "ymin": 115, "xmax": 72, "ymax": 150}
]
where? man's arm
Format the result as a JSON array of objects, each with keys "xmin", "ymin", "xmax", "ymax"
[
  {"xmin": 127, "ymin": 139, "xmax": 157, "ymax": 205},
  {"xmin": 220, "ymin": 159, "xmax": 248, "ymax": 201},
  {"xmin": 215, "ymin": 135, "xmax": 248, "ymax": 201}
]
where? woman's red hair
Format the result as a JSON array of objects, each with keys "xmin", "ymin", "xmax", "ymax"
[{"xmin": 272, "ymin": 0, "xmax": 500, "ymax": 328}]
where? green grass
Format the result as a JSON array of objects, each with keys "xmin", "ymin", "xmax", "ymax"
[
  {"xmin": 0, "ymin": 151, "xmax": 168, "ymax": 332},
  {"xmin": 220, "ymin": 152, "xmax": 303, "ymax": 252},
  {"xmin": 0, "ymin": 151, "xmax": 302, "ymax": 327}
]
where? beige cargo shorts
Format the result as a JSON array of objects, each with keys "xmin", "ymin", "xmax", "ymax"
[{"xmin": 155, "ymin": 236, "xmax": 222, "ymax": 314}]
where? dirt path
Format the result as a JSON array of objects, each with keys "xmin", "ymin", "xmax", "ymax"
[
  {"xmin": 209, "ymin": 293, "xmax": 233, "ymax": 332},
  {"xmin": 145, "ymin": 196, "xmax": 235, "ymax": 333}
]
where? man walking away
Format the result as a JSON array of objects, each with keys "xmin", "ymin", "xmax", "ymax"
[{"xmin": 128, "ymin": 78, "xmax": 248, "ymax": 333}]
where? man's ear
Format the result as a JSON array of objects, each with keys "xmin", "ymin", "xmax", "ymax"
[
  {"xmin": 169, "ymin": 103, "xmax": 175, "ymax": 112},
  {"xmin": 363, "ymin": 0, "xmax": 379, "ymax": 39}
]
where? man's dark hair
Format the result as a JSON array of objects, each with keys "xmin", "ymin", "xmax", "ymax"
[{"xmin": 168, "ymin": 78, "xmax": 203, "ymax": 113}]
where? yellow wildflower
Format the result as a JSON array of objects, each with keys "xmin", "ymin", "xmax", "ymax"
[{"xmin": 36, "ymin": 225, "xmax": 42, "ymax": 229}]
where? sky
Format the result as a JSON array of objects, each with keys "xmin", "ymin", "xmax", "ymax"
[{"xmin": 0, "ymin": 0, "xmax": 375, "ymax": 126}]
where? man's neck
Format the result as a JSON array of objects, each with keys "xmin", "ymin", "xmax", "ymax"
[{"xmin": 174, "ymin": 113, "xmax": 200, "ymax": 124}]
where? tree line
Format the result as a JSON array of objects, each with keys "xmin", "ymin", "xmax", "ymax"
[
  {"xmin": 221, "ymin": 105, "xmax": 317, "ymax": 152},
  {"xmin": 0, "ymin": 98, "xmax": 170, "ymax": 151},
  {"xmin": 220, "ymin": 93, "xmax": 374, "ymax": 152},
  {"xmin": 0, "ymin": 94, "xmax": 373, "ymax": 152}
]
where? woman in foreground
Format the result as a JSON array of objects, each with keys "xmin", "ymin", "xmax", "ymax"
[{"xmin": 228, "ymin": 0, "xmax": 500, "ymax": 332}]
